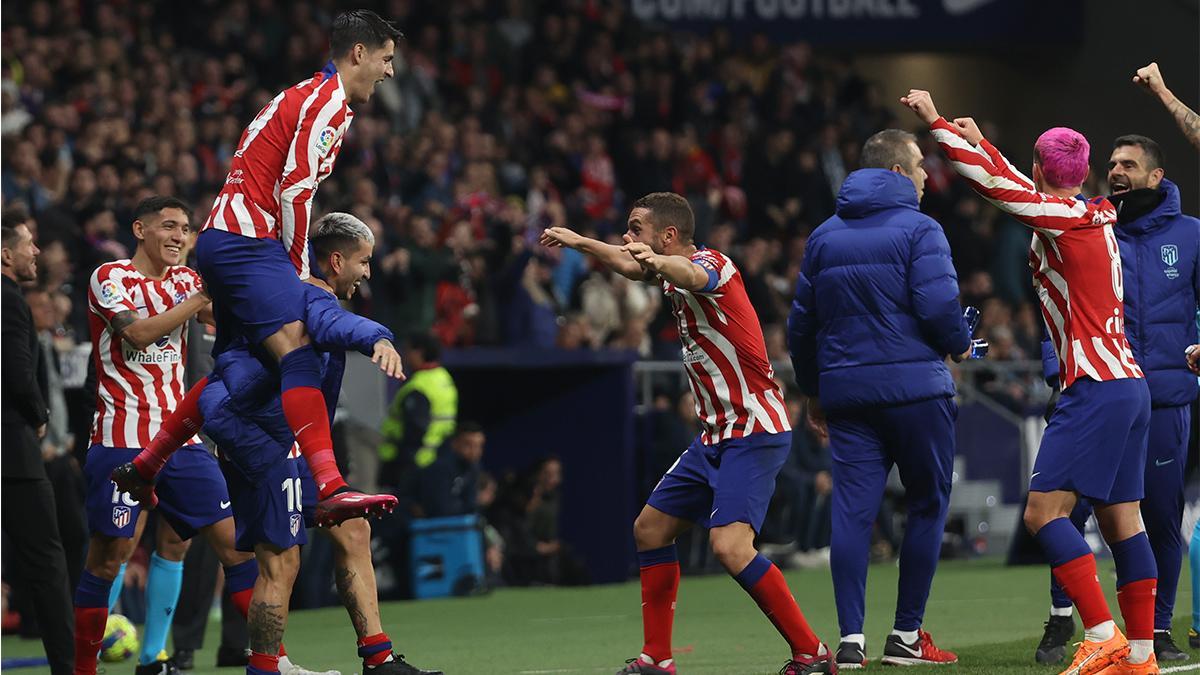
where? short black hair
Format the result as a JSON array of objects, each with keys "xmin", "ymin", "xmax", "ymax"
[
  {"xmin": 406, "ymin": 332, "xmax": 441, "ymax": 362},
  {"xmin": 631, "ymin": 192, "xmax": 695, "ymax": 243},
  {"xmin": 330, "ymin": 10, "xmax": 403, "ymax": 58},
  {"xmin": 133, "ymin": 196, "xmax": 192, "ymax": 224},
  {"xmin": 1113, "ymin": 134, "xmax": 1165, "ymax": 171},
  {"xmin": 861, "ymin": 129, "xmax": 919, "ymax": 171}
]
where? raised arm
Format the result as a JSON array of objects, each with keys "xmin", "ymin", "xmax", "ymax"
[
  {"xmin": 1134, "ymin": 62, "xmax": 1200, "ymax": 151},
  {"xmin": 540, "ymin": 227, "xmax": 650, "ymax": 281},
  {"xmin": 901, "ymin": 89, "xmax": 1096, "ymax": 235}
]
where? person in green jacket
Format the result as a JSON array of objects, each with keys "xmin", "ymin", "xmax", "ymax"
[{"xmin": 378, "ymin": 333, "xmax": 457, "ymax": 489}]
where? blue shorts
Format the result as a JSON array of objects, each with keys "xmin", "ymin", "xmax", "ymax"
[
  {"xmin": 1031, "ymin": 377, "xmax": 1151, "ymax": 504},
  {"xmin": 85, "ymin": 444, "xmax": 231, "ymax": 540},
  {"xmin": 647, "ymin": 431, "xmax": 791, "ymax": 531},
  {"xmin": 220, "ymin": 454, "xmax": 308, "ymax": 552},
  {"xmin": 195, "ymin": 228, "xmax": 306, "ymax": 351}
]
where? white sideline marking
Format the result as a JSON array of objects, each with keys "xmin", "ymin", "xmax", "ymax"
[{"xmin": 1162, "ymin": 664, "xmax": 1200, "ymax": 673}]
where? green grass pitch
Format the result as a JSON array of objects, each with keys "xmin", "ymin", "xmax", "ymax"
[{"xmin": 5, "ymin": 559, "xmax": 1199, "ymax": 674}]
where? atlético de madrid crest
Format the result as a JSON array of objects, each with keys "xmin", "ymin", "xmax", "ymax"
[
  {"xmin": 112, "ymin": 505, "xmax": 131, "ymax": 529},
  {"xmin": 1162, "ymin": 244, "xmax": 1179, "ymax": 279},
  {"xmin": 290, "ymin": 513, "xmax": 303, "ymax": 537}
]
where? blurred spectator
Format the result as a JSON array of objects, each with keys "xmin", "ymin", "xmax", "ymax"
[
  {"xmin": 414, "ymin": 422, "xmax": 485, "ymax": 519},
  {"xmin": 495, "ymin": 457, "xmax": 590, "ymax": 587}
]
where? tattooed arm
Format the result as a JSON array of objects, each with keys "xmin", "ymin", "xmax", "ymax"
[
  {"xmin": 1134, "ymin": 62, "xmax": 1200, "ymax": 151},
  {"xmin": 109, "ymin": 293, "xmax": 210, "ymax": 350}
]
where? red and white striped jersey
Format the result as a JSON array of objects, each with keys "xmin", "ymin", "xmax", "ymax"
[
  {"xmin": 88, "ymin": 261, "xmax": 204, "ymax": 448},
  {"xmin": 203, "ymin": 63, "xmax": 354, "ymax": 278},
  {"xmin": 931, "ymin": 118, "xmax": 1143, "ymax": 389},
  {"xmin": 661, "ymin": 248, "xmax": 791, "ymax": 444}
]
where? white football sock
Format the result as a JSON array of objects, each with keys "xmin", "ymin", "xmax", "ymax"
[
  {"xmin": 1049, "ymin": 605, "xmax": 1073, "ymax": 617},
  {"xmin": 1127, "ymin": 640, "xmax": 1153, "ymax": 664},
  {"xmin": 1083, "ymin": 620, "xmax": 1116, "ymax": 643},
  {"xmin": 891, "ymin": 629, "xmax": 919, "ymax": 644}
]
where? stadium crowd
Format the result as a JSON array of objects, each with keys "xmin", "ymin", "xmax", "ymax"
[{"xmin": 0, "ymin": 0, "xmax": 1064, "ymax": 611}]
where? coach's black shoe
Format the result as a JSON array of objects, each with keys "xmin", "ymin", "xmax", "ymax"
[
  {"xmin": 1155, "ymin": 630, "xmax": 1189, "ymax": 662},
  {"xmin": 215, "ymin": 645, "xmax": 250, "ymax": 668},
  {"xmin": 835, "ymin": 640, "xmax": 867, "ymax": 669},
  {"xmin": 365, "ymin": 655, "xmax": 443, "ymax": 675},
  {"xmin": 1035, "ymin": 614, "xmax": 1077, "ymax": 664},
  {"xmin": 170, "ymin": 650, "xmax": 194, "ymax": 671},
  {"xmin": 135, "ymin": 658, "xmax": 181, "ymax": 675},
  {"xmin": 1189, "ymin": 627, "xmax": 1200, "ymax": 649}
]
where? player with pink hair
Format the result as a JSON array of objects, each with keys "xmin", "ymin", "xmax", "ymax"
[{"xmin": 903, "ymin": 90, "xmax": 1155, "ymax": 675}]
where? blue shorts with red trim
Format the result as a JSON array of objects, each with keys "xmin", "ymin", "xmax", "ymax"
[
  {"xmin": 195, "ymin": 228, "xmax": 306, "ymax": 352},
  {"xmin": 1031, "ymin": 377, "xmax": 1151, "ymax": 504},
  {"xmin": 647, "ymin": 431, "xmax": 791, "ymax": 532},
  {"xmin": 84, "ymin": 444, "xmax": 231, "ymax": 540}
]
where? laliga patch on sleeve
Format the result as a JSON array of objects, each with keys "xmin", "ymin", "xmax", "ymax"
[
  {"xmin": 98, "ymin": 279, "xmax": 125, "ymax": 309},
  {"xmin": 314, "ymin": 126, "xmax": 337, "ymax": 155}
]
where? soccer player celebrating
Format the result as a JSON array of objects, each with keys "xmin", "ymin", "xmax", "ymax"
[
  {"xmin": 541, "ymin": 193, "xmax": 834, "ymax": 675},
  {"xmin": 112, "ymin": 10, "xmax": 401, "ymax": 526},
  {"xmin": 74, "ymin": 198, "xmax": 325, "ymax": 675},
  {"xmin": 1035, "ymin": 136, "xmax": 1199, "ymax": 664},
  {"xmin": 903, "ymin": 89, "xmax": 1156, "ymax": 674},
  {"xmin": 199, "ymin": 214, "xmax": 438, "ymax": 675}
]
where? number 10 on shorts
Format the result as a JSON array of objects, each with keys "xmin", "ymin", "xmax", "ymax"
[{"xmin": 282, "ymin": 477, "xmax": 303, "ymax": 513}]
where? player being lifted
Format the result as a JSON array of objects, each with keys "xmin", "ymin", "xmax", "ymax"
[
  {"xmin": 541, "ymin": 193, "xmax": 834, "ymax": 675},
  {"xmin": 903, "ymin": 90, "xmax": 1156, "ymax": 675},
  {"xmin": 112, "ymin": 10, "xmax": 401, "ymax": 525}
]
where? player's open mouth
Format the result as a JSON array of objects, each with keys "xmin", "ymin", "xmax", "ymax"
[
  {"xmin": 1110, "ymin": 181, "xmax": 1130, "ymax": 194},
  {"xmin": 165, "ymin": 245, "xmax": 181, "ymax": 255}
]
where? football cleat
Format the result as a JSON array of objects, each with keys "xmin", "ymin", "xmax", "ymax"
[
  {"xmin": 313, "ymin": 489, "xmax": 398, "ymax": 527},
  {"xmin": 1037, "ymin": 614, "xmax": 1078, "ymax": 664},
  {"xmin": 110, "ymin": 462, "xmax": 159, "ymax": 509},
  {"xmin": 1093, "ymin": 652, "xmax": 1159, "ymax": 674},
  {"xmin": 364, "ymin": 655, "xmax": 443, "ymax": 675},
  {"xmin": 616, "ymin": 654, "xmax": 675, "ymax": 674},
  {"xmin": 1059, "ymin": 629, "xmax": 1130, "ymax": 675},
  {"xmin": 880, "ymin": 630, "xmax": 957, "ymax": 666},
  {"xmin": 780, "ymin": 644, "xmax": 837, "ymax": 674}
]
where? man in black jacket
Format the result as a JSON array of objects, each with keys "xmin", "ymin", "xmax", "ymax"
[{"xmin": 1, "ymin": 211, "xmax": 74, "ymax": 675}]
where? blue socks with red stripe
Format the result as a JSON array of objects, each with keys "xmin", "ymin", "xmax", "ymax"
[
  {"xmin": 140, "ymin": 553, "xmax": 184, "ymax": 664},
  {"xmin": 74, "ymin": 570, "xmax": 114, "ymax": 675},
  {"xmin": 1111, "ymin": 532, "xmax": 1156, "ymax": 662}
]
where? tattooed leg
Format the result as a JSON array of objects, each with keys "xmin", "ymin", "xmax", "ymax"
[
  {"xmin": 249, "ymin": 544, "xmax": 300, "ymax": 655},
  {"xmin": 323, "ymin": 519, "xmax": 382, "ymax": 640}
]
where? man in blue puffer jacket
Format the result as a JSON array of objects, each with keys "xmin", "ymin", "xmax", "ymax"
[
  {"xmin": 1034, "ymin": 135, "xmax": 1200, "ymax": 664},
  {"xmin": 788, "ymin": 129, "xmax": 985, "ymax": 669}
]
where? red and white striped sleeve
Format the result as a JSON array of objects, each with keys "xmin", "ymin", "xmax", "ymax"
[
  {"xmin": 278, "ymin": 76, "xmax": 348, "ymax": 278},
  {"xmin": 929, "ymin": 117, "xmax": 1091, "ymax": 236},
  {"xmin": 88, "ymin": 264, "xmax": 137, "ymax": 325},
  {"xmin": 690, "ymin": 249, "xmax": 737, "ymax": 295}
]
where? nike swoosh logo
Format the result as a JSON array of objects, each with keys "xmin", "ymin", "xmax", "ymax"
[
  {"xmin": 892, "ymin": 641, "xmax": 923, "ymax": 657},
  {"xmin": 942, "ymin": 0, "xmax": 997, "ymax": 15},
  {"xmin": 1031, "ymin": 472, "xmax": 1041, "ymax": 479},
  {"xmin": 1156, "ymin": 458, "xmax": 1175, "ymax": 467},
  {"xmin": 293, "ymin": 422, "xmax": 314, "ymax": 436},
  {"xmin": 710, "ymin": 508, "xmax": 718, "ymax": 519},
  {"xmin": 220, "ymin": 501, "xmax": 231, "ymax": 509}
]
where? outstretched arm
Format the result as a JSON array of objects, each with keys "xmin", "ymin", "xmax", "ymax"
[
  {"xmin": 540, "ymin": 227, "xmax": 650, "ymax": 281},
  {"xmin": 901, "ymin": 89, "xmax": 1098, "ymax": 235},
  {"xmin": 1134, "ymin": 62, "xmax": 1200, "ymax": 151}
]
